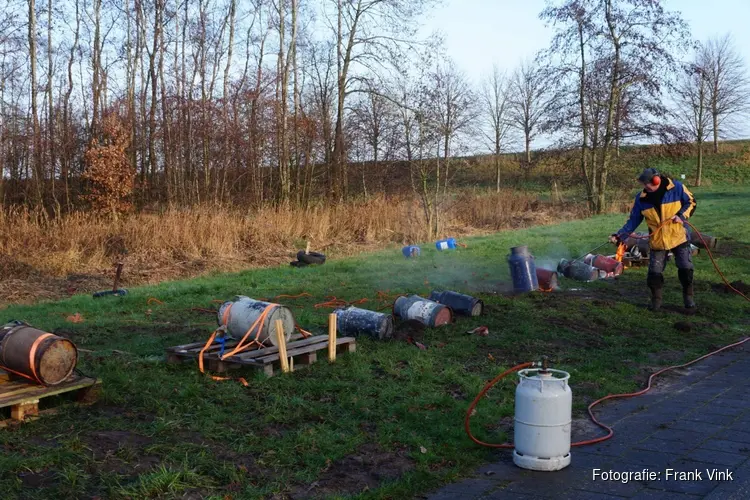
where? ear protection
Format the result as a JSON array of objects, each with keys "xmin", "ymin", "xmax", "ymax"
[{"xmin": 650, "ymin": 175, "xmax": 661, "ymax": 187}]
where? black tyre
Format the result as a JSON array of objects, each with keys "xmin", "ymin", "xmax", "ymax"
[
  {"xmin": 297, "ymin": 250, "xmax": 326, "ymax": 265},
  {"xmin": 290, "ymin": 260, "xmax": 308, "ymax": 268}
]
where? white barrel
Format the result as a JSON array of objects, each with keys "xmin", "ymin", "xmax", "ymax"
[
  {"xmin": 217, "ymin": 296, "xmax": 294, "ymax": 346},
  {"xmin": 513, "ymin": 368, "xmax": 572, "ymax": 471}
]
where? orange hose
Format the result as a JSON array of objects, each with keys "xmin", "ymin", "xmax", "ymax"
[
  {"xmin": 467, "ymin": 221, "xmax": 750, "ymax": 448},
  {"xmin": 464, "ymin": 362, "xmax": 534, "ymax": 448}
]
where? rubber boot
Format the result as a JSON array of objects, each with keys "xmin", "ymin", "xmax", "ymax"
[
  {"xmin": 679, "ymin": 268, "xmax": 696, "ymax": 309},
  {"xmin": 647, "ymin": 272, "xmax": 664, "ymax": 311}
]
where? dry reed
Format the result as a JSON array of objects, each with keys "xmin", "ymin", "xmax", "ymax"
[{"xmin": 0, "ymin": 190, "xmax": 600, "ymax": 303}]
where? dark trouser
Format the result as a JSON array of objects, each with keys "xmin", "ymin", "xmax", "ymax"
[
  {"xmin": 648, "ymin": 241, "xmax": 694, "ymax": 273},
  {"xmin": 647, "ymin": 241, "xmax": 695, "ymax": 308}
]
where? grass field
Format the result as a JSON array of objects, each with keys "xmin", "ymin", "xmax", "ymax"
[{"xmin": 1, "ymin": 186, "xmax": 749, "ymax": 499}]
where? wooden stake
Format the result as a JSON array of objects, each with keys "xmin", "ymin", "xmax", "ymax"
[
  {"xmin": 305, "ymin": 241, "xmax": 310, "ymax": 254},
  {"xmin": 275, "ymin": 320, "xmax": 290, "ymax": 373},
  {"xmin": 328, "ymin": 313, "xmax": 337, "ymax": 362}
]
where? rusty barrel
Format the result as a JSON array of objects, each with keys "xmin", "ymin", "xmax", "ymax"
[
  {"xmin": 393, "ymin": 295, "xmax": 452, "ymax": 327},
  {"xmin": 334, "ymin": 306, "xmax": 394, "ymax": 340},
  {"xmin": 536, "ymin": 268, "xmax": 559, "ymax": 290},
  {"xmin": 0, "ymin": 322, "xmax": 78, "ymax": 386},
  {"xmin": 428, "ymin": 290, "xmax": 483, "ymax": 316},
  {"xmin": 557, "ymin": 259, "xmax": 599, "ymax": 282},
  {"xmin": 584, "ymin": 254, "xmax": 624, "ymax": 276}
]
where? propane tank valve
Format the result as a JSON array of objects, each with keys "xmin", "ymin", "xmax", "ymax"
[{"xmin": 540, "ymin": 355, "xmax": 550, "ymax": 373}]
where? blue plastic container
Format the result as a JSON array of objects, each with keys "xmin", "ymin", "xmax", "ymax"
[
  {"xmin": 402, "ymin": 245, "xmax": 421, "ymax": 258},
  {"xmin": 508, "ymin": 245, "xmax": 539, "ymax": 293},
  {"xmin": 435, "ymin": 238, "xmax": 457, "ymax": 251}
]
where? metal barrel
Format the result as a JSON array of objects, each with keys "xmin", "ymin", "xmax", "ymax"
[
  {"xmin": 557, "ymin": 259, "xmax": 599, "ymax": 282},
  {"xmin": 428, "ymin": 290, "xmax": 483, "ymax": 316},
  {"xmin": 508, "ymin": 246, "xmax": 539, "ymax": 293},
  {"xmin": 584, "ymin": 254, "xmax": 623, "ymax": 276},
  {"xmin": 334, "ymin": 306, "xmax": 394, "ymax": 340},
  {"xmin": 624, "ymin": 234, "xmax": 650, "ymax": 255},
  {"xmin": 0, "ymin": 323, "xmax": 78, "ymax": 386},
  {"xmin": 688, "ymin": 230, "xmax": 718, "ymax": 250},
  {"xmin": 393, "ymin": 295, "xmax": 453, "ymax": 327},
  {"xmin": 536, "ymin": 268, "xmax": 559, "ymax": 290},
  {"xmin": 217, "ymin": 296, "xmax": 295, "ymax": 346}
]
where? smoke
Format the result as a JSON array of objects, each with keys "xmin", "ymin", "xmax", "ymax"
[{"xmin": 533, "ymin": 238, "xmax": 574, "ymax": 272}]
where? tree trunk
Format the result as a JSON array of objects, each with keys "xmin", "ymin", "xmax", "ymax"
[
  {"xmin": 28, "ymin": 0, "xmax": 44, "ymax": 207},
  {"xmin": 578, "ymin": 20, "xmax": 593, "ymax": 212},
  {"xmin": 47, "ymin": 0, "xmax": 56, "ymax": 207},
  {"xmin": 221, "ymin": 0, "xmax": 236, "ymax": 204},
  {"xmin": 599, "ymin": 0, "xmax": 621, "ymax": 214},
  {"xmin": 712, "ymin": 110, "xmax": 719, "ymax": 154},
  {"xmin": 62, "ymin": 0, "xmax": 80, "ymax": 210}
]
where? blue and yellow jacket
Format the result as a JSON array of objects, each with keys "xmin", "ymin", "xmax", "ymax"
[{"xmin": 617, "ymin": 177, "xmax": 697, "ymax": 251}]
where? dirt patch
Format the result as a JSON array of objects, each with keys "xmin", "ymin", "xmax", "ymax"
[
  {"xmin": 591, "ymin": 299, "xmax": 616, "ymax": 308},
  {"xmin": 83, "ymin": 430, "xmax": 153, "ymax": 461},
  {"xmin": 713, "ymin": 240, "xmax": 750, "ymax": 259},
  {"xmin": 647, "ymin": 350, "xmax": 687, "ymax": 364},
  {"xmin": 18, "ymin": 469, "xmax": 58, "ymax": 488},
  {"xmin": 392, "ymin": 320, "xmax": 426, "ymax": 342},
  {"xmin": 712, "ymin": 280, "xmax": 750, "ymax": 295},
  {"xmin": 673, "ymin": 321, "xmax": 693, "ymax": 333},
  {"xmin": 544, "ymin": 317, "xmax": 608, "ymax": 348},
  {"xmin": 291, "ymin": 443, "xmax": 415, "ymax": 499},
  {"xmin": 446, "ymin": 384, "xmax": 467, "ymax": 400}
]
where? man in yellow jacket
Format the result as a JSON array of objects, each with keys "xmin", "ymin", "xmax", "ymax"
[{"xmin": 610, "ymin": 168, "xmax": 697, "ymax": 311}]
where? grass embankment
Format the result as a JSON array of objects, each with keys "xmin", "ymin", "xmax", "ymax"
[{"xmin": 0, "ymin": 186, "xmax": 748, "ymax": 499}]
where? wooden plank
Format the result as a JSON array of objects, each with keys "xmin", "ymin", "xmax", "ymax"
[
  {"xmin": 0, "ymin": 376, "xmax": 100, "ymax": 409},
  {"xmin": 11, "ymin": 401, "xmax": 39, "ymax": 421},
  {"xmin": 254, "ymin": 337, "xmax": 355, "ymax": 364},
  {"xmin": 231, "ymin": 335, "xmax": 327, "ymax": 362},
  {"xmin": 166, "ymin": 333, "xmax": 303, "ymax": 357}
]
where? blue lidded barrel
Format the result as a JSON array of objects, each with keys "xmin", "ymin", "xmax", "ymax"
[
  {"xmin": 507, "ymin": 246, "xmax": 539, "ymax": 293},
  {"xmin": 428, "ymin": 290, "xmax": 483, "ymax": 316},
  {"xmin": 402, "ymin": 245, "xmax": 421, "ymax": 258},
  {"xmin": 435, "ymin": 238, "xmax": 457, "ymax": 251},
  {"xmin": 334, "ymin": 306, "xmax": 394, "ymax": 340},
  {"xmin": 393, "ymin": 295, "xmax": 453, "ymax": 327}
]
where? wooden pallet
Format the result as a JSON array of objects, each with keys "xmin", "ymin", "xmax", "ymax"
[
  {"xmin": 166, "ymin": 334, "xmax": 356, "ymax": 377},
  {"xmin": 0, "ymin": 371, "xmax": 102, "ymax": 425},
  {"xmin": 623, "ymin": 257, "xmax": 646, "ymax": 268}
]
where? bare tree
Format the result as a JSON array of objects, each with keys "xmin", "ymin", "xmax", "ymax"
[
  {"xmin": 329, "ymin": 0, "xmax": 438, "ymax": 202},
  {"xmin": 703, "ymin": 34, "xmax": 750, "ymax": 153},
  {"xmin": 673, "ymin": 51, "xmax": 711, "ymax": 186},
  {"xmin": 481, "ymin": 64, "xmax": 512, "ymax": 192},
  {"xmin": 509, "ymin": 59, "xmax": 550, "ymax": 167},
  {"xmin": 541, "ymin": 0, "xmax": 690, "ymax": 213}
]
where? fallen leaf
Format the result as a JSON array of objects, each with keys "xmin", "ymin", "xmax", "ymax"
[
  {"xmin": 415, "ymin": 342, "xmax": 427, "ymax": 350},
  {"xmin": 420, "ymin": 446, "xmax": 427, "ymax": 454},
  {"xmin": 487, "ymin": 353, "xmax": 495, "ymax": 361},
  {"xmin": 65, "ymin": 313, "xmax": 84, "ymax": 323}
]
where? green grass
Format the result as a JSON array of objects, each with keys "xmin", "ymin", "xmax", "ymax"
[{"xmin": 1, "ymin": 186, "xmax": 749, "ymax": 499}]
